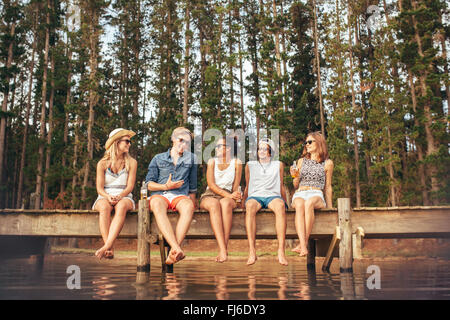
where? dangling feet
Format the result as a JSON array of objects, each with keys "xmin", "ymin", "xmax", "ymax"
[
  {"xmin": 292, "ymin": 245, "xmax": 308, "ymax": 257},
  {"xmin": 165, "ymin": 248, "xmax": 185, "ymax": 265},
  {"xmin": 215, "ymin": 250, "xmax": 228, "ymax": 263},
  {"xmin": 278, "ymin": 249, "xmax": 288, "ymax": 266},
  {"xmin": 246, "ymin": 249, "xmax": 257, "ymax": 266},
  {"xmin": 95, "ymin": 244, "xmax": 112, "ymax": 260}
]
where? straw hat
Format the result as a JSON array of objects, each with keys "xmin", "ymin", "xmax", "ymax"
[{"xmin": 105, "ymin": 128, "xmax": 136, "ymax": 150}]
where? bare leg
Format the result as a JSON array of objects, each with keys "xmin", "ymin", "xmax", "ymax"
[
  {"xmin": 150, "ymin": 197, "xmax": 183, "ymax": 264},
  {"xmin": 293, "ymin": 198, "xmax": 308, "ymax": 256},
  {"xmin": 304, "ymin": 197, "xmax": 325, "ymax": 244},
  {"xmin": 165, "ymin": 198, "xmax": 195, "ymax": 264},
  {"xmin": 95, "ymin": 198, "xmax": 133, "ymax": 259},
  {"xmin": 268, "ymin": 198, "xmax": 288, "ymax": 266},
  {"xmin": 245, "ymin": 199, "xmax": 261, "ymax": 265},
  {"xmin": 220, "ymin": 197, "xmax": 236, "ymax": 262},
  {"xmin": 201, "ymin": 197, "xmax": 227, "ymax": 262}
]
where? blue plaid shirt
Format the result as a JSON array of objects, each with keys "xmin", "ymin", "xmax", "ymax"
[{"xmin": 145, "ymin": 148, "xmax": 198, "ymax": 196}]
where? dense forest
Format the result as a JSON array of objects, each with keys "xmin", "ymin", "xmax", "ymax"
[{"xmin": 0, "ymin": 0, "xmax": 448, "ymax": 209}]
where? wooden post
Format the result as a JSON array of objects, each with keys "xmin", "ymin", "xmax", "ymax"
[
  {"xmin": 136, "ymin": 199, "xmax": 150, "ymax": 283},
  {"xmin": 352, "ymin": 226, "xmax": 364, "ymax": 259},
  {"xmin": 338, "ymin": 198, "xmax": 353, "ymax": 273},
  {"xmin": 322, "ymin": 226, "xmax": 340, "ymax": 272},
  {"xmin": 306, "ymin": 239, "xmax": 316, "ymax": 270}
]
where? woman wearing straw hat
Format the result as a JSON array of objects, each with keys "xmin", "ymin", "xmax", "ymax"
[{"xmin": 93, "ymin": 128, "xmax": 137, "ymax": 259}]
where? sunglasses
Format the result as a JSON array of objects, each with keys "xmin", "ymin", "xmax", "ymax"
[
  {"xmin": 304, "ymin": 140, "xmax": 316, "ymax": 145},
  {"xmin": 119, "ymin": 139, "xmax": 131, "ymax": 145}
]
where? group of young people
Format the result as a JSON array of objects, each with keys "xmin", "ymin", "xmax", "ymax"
[{"xmin": 92, "ymin": 127, "xmax": 334, "ymax": 267}]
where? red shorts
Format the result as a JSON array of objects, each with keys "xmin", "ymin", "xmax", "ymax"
[{"xmin": 149, "ymin": 194, "xmax": 191, "ymax": 211}]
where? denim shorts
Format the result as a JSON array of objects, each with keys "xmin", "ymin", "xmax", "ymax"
[
  {"xmin": 291, "ymin": 190, "xmax": 326, "ymax": 207},
  {"xmin": 245, "ymin": 196, "xmax": 287, "ymax": 209}
]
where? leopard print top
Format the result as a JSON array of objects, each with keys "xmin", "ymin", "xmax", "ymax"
[{"xmin": 298, "ymin": 158, "xmax": 326, "ymax": 189}]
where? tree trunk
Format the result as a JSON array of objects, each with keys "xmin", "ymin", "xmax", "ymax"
[
  {"xmin": 408, "ymin": 69, "xmax": 429, "ymax": 205},
  {"xmin": 71, "ymin": 116, "xmax": 81, "ymax": 209},
  {"xmin": 17, "ymin": 5, "xmax": 38, "ymax": 208},
  {"xmin": 81, "ymin": 6, "xmax": 100, "ymax": 208},
  {"xmin": 182, "ymin": 1, "xmax": 191, "ymax": 124},
  {"xmin": 411, "ymin": 0, "xmax": 438, "ymax": 202},
  {"xmin": 347, "ymin": 2, "xmax": 361, "ymax": 207},
  {"xmin": 34, "ymin": 0, "xmax": 51, "ymax": 209},
  {"xmin": 43, "ymin": 54, "xmax": 55, "ymax": 205},
  {"xmin": 311, "ymin": 0, "xmax": 325, "ymax": 136},
  {"xmin": 0, "ymin": 12, "xmax": 16, "ymax": 199}
]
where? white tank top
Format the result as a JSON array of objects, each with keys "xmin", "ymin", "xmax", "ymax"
[
  {"xmin": 214, "ymin": 158, "xmax": 236, "ymax": 191},
  {"xmin": 248, "ymin": 160, "xmax": 281, "ymax": 198}
]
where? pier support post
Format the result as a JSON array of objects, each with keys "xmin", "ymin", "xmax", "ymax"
[
  {"xmin": 136, "ymin": 199, "xmax": 150, "ymax": 283},
  {"xmin": 338, "ymin": 198, "xmax": 353, "ymax": 273},
  {"xmin": 306, "ymin": 239, "xmax": 316, "ymax": 270}
]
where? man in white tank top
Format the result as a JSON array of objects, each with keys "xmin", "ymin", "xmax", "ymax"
[{"xmin": 243, "ymin": 139, "xmax": 289, "ymax": 266}]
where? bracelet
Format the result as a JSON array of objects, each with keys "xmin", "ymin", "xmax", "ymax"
[{"xmin": 165, "ymin": 183, "xmax": 169, "ymax": 191}]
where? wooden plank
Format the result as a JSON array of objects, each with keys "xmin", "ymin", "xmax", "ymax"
[
  {"xmin": 150, "ymin": 210, "xmax": 338, "ymax": 239},
  {"xmin": 0, "ymin": 211, "xmax": 138, "ymax": 237},
  {"xmin": 136, "ymin": 200, "xmax": 150, "ymax": 275},
  {"xmin": 1, "ymin": 206, "xmax": 449, "ymax": 238}
]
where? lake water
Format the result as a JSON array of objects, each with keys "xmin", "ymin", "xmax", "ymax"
[{"xmin": 0, "ymin": 254, "xmax": 449, "ymax": 300}]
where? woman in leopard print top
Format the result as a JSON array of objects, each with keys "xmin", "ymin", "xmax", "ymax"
[{"xmin": 289, "ymin": 132, "xmax": 334, "ymax": 257}]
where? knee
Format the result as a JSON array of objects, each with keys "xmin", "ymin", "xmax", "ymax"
[
  {"xmin": 293, "ymin": 200, "xmax": 305, "ymax": 211},
  {"xmin": 150, "ymin": 199, "xmax": 166, "ymax": 212},
  {"xmin": 220, "ymin": 199, "xmax": 234, "ymax": 211}
]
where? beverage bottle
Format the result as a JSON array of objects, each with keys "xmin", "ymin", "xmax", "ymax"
[
  {"xmin": 291, "ymin": 160, "xmax": 298, "ymax": 178},
  {"xmin": 237, "ymin": 186, "xmax": 242, "ymax": 203},
  {"xmin": 140, "ymin": 181, "xmax": 147, "ymax": 200}
]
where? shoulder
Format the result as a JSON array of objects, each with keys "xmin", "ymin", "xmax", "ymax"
[
  {"xmin": 325, "ymin": 159, "xmax": 334, "ymax": 169},
  {"xmin": 97, "ymin": 159, "xmax": 108, "ymax": 169},
  {"xmin": 235, "ymin": 158, "xmax": 243, "ymax": 166},
  {"xmin": 277, "ymin": 160, "xmax": 284, "ymax": 168},
  {"xmin": 207, "ymin": 157, "xmax": 215, "ymax": 166},
  {"xmin": 129, "ymin": 157, "xmax": 138, "ymax": 166}
]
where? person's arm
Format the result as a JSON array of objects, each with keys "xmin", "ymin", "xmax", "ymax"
[
  {"xmin": 96, "ymin": 160, "xmax": 115, "ymax": 204},
  {"xmin": 292, "ymin": 158, "xmax": 303, "ymax": 190},
  {"xmin": 279, "ymin": 161, "xmax": 287, "ymax": 204},
  {"xmin": 188, "ymin": 155, "xmax": 198, "ymax": 209},
  {"xmin": 242, "ymin": 163, "xmax": 250, "ymax": 206},
  {"xmin": 231, "ymin": 159, "xmax": 243, "ymax": 200},
  {"xmin": 324, "ymin": 159, "xmax": 334, "ymax": 209},
  {"xmin": 115, "ymin": 158, "xmax": 137, "ymax": 200}
]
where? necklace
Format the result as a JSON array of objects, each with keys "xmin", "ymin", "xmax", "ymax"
[{"xmin": 258, "ymin": 160, "xmax": 271, "ymax": 174}]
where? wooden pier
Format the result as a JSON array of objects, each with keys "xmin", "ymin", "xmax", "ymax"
[{"xmin": 1, "ymin": 199, "xmax": 449, "ymax": 282}]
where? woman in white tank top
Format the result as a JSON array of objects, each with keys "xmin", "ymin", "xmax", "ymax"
[
  {"xmin": 93, "ymin": 128, "xmax": 138, "ymax": 260},
  {"xmin": 199, "ymin": 137, "xmax": 243, "ymax": 263}
]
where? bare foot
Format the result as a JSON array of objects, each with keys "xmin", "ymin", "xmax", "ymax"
[
  {"xmin": 165, "ymin": 248, "xmax": 185, "ymax": 265},
  {"xmin": 278, "ymin": 250, "xmax": 288, "ymax": 266},
  {"xmin": 105, "ymin": 249, "xmax": 114, "ymax": 259},
  {"xmin": 215, "ymin": 251, "xmax": 228, "ymax": 263},
  {"xmin": 299, "ymin": 248, "xmax": 308, "ymax": 257},
  {"xmin": 95, "ymin": 245, "xmax": 110, "ymax": 260},
  {"xmin": 246, "ymin": 252, "xmax": 257, "ymax": 266},
  {"xmin": 292, "ymin": 246, "xmax": 301, "ymax": 254}
]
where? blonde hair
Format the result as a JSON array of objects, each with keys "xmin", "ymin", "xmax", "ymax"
[
  {"xmin": 101, "ymin": 137, "xmax": 132, "ymax": 172},
  {"xmin": 171, "ymin": 127, "xmax": 193, "ymax": 141}
]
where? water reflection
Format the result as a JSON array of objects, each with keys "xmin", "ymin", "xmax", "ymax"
[
  {"xmin": 0, "ymin": 255, "xmax": 448, "ymax": 300},
  {"xmin": 92, "ymin": 276, "xmax": 117, "ymax": 300},
  {"xmin": 162, "ymin": 273, "xmax": 184, "ymax": 300},
  {"xmin": 215, "ymin": 275, "xmax": 229, "ymax": 300}
]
